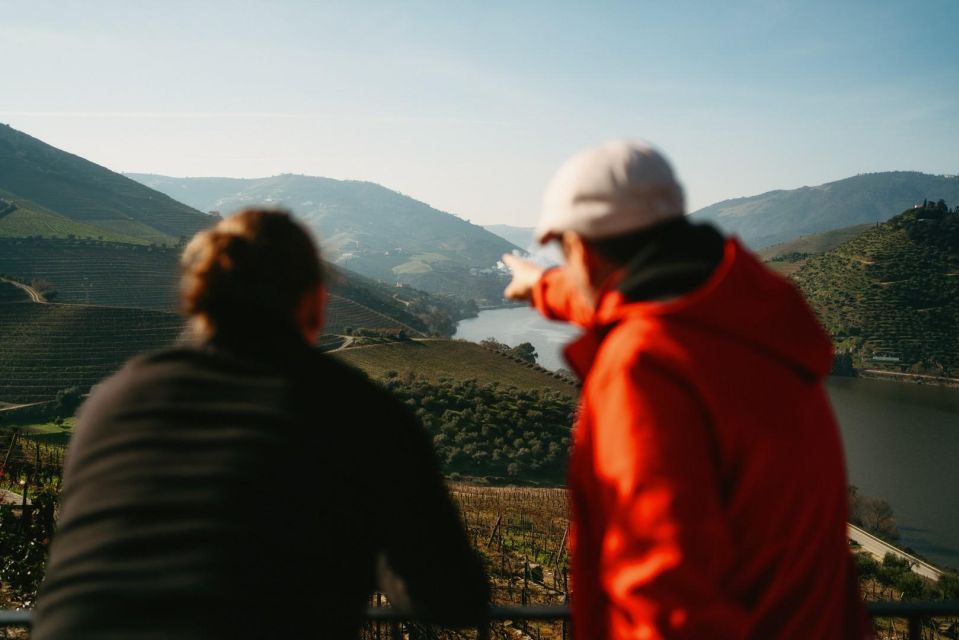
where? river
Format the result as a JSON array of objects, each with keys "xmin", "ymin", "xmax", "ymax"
[{"xmin": 455, "ymin": 306, "xmax": 959, "ymax": 569}]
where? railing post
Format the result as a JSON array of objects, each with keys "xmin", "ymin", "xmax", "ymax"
[{"xmin": 907, "ymin": 614, "xmax": 921, "ymax": 640}]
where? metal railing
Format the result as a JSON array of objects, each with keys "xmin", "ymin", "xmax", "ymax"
[{"xmin": 1, "ymin": 602, "xmax": 957, "ymax": 638}]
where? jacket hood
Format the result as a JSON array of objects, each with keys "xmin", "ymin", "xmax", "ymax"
[{"xmin": 595, "ymin": 239, "xmax": 834, "ymax": 380}]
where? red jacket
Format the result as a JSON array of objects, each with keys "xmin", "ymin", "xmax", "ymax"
[{"xmin": 532, "ymin": 239, "xmax": 872, "ymax": 639}]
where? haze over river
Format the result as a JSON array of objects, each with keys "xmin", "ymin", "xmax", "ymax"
[{"xmin": 456, "ymin": 306, "xmax": 959, "ymax": 568}]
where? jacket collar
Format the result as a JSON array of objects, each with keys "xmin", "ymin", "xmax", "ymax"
[{"xmin": 562, "ymin": 238, "xmax": 738, "ymax": 379}]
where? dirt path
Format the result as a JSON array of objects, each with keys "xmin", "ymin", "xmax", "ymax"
[
  {"xmin": 0, "ymin": 276, "xmax": 46, "ymax": 304},
  {"xmin": 330, "ymin": 336, "xmax": 356, "ymax": 351},
  {"xmin": 0, "ymin": 401, "xmax": 52, "ymax": 414}
]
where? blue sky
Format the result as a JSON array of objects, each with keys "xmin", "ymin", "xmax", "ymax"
[{"xmin": 2, "ymin": 0, "xmax": 957, "ymax": 225}]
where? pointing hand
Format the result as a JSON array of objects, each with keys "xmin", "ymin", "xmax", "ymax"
[{"xmin": 502, "ymin": 254, "xmax": 546, "ymax": 302}]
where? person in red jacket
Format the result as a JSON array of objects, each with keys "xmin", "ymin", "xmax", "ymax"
[{"xmin": 502, "ymin": 141, "xmax": 873, "ymax": 639}]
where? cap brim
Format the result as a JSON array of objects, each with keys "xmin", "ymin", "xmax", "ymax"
[{"xmin": 534, "ymin": 227, "xmax": 558, "ymax": 245}]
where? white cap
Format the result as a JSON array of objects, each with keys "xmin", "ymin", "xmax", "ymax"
[{"xmin": 534, "ymin": 140, "xmax": 685, "ymax": 244}]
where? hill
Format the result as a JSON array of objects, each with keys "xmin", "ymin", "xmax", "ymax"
[
  {"xmin": 0, "ymin": 303, "xmax": 185, "ymax": 403},
  {"xmin": 128, "ymin": 173, "xmax": 520, "ymax": 302},
  {"xmin": 0, "ymin": 124, "xmax": 213, "ymax": 245},
  {"xmin": 0, "ymin": 237, "xmax": 472, "ymax": 334},
  {"xmin": 692, "ymin": 172, "xmax": 959, "ymax": 248},
  {"xmin": 484, "ymin": 224, "xmax": 535, "ymax": 250},
  {"xmin": 0, "ymin": 300, "xmax": 408, "ymax": 404},
  {"xmin": 332, "ymin": 338, "xmax": 579, "ymax": 482},
  {"xmin": 759, "ymin": 224, "xmax": 871, "ymax": 276},
  {"xmin": 0, "ymin": 189, "xmax": 149, "ymax": 244},
  {"xmin": 792, "ymin": 202, "xmax": 959, "ymax": 376},
  {"xmin": 0, "ymin": 238, "xmax": 188, "ymax": 309},
  {"xmin": 332, "ymin": 340, "xmax": 577, "ymax": 396}
]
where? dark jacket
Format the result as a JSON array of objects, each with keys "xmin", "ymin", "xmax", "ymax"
[{"xmin": 33, "ymin": 330, "xmax": 489, "ymax": 639}]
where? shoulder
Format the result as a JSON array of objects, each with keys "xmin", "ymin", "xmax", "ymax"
[
  {"xmin": 302, "ymin": 351, "xmax": 403, "ymax": 406},
  {"xmin": 593, "ymin": 315, "xmax": 695, "ymax": 391},
  {"xmin": 295, "ymin": 351, "xmax": 419, "ymax": 434},
  {"xmin": 75, "ymin": 346, "xmax": 222, "ymax": 423}
]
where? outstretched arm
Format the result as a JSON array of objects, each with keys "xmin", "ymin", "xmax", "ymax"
[{"xmin": 502, "ymin": 254, "xmax": 594, "ymax": 327}]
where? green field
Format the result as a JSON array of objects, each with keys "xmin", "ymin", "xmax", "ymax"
[
  {"xmin": 332, "ymin": 339, "xmax": 577, "ymax": 395},
  {"xmin": 15, "ymin": 418, "xmax": 76, "ymax": 445}
]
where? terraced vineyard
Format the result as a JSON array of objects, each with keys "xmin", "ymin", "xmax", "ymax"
[
  {"xmin": 0, "ymin": 238, "xmax": 439, "ymax": 333},
  {"xmin": 0, "ymin": 238, "xmax": 182, "ymax": 310},
  {"xmin": 759, "ymin": 224, "xmax": 871, "ymax": 276},
  {"xmin": 0, "ymin": 304, "xmax": 184, "ymax": 403},
  {"xmin": 0, "ymin": 281, "xmax": 29, "ymax": 303},
  {"xmin": 793, "ymin": 205, "xmax": 959, "ymax": 376},
  {"xmin": 324, "ymin": 293, "xmax": 420, "ymax": 335}
]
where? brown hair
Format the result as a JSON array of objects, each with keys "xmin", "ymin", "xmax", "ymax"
[{"xmin": 179, "ymin": 209, "xmax": 324, "ymax": 333}]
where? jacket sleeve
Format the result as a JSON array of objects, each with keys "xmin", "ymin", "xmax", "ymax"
[
  {"xmin": 530, "ymin": 267, "xmax": 595, "ymax": 327},
  {"xmin": 375, "ymin": 403, "xmax": 490, "ymax": 627},
  {"xmin": 590, "ymin": 360, "xmax": 748, "ymax": 639}
]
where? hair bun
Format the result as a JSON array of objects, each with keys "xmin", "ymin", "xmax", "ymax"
[{"xmin": 179, "ymin": 209, "xmax": 323, "ymax": 333}]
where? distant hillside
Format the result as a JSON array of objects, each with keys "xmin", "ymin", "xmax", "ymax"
[
  {"xmin": 759, "ymin": 224, "xmax": 871, "ymax": 276},
  {"xmin": 0, "ymin": 303, "xmax": 184, "ymax": 403},
  {"xmin": 332, "ymin": 340, "xmax": 576, "ymax": 396},
  {"xmin": 129, "ymin": 173, "xmax": 520, "ymax": 302},
  {"xmin": 0, "ymin": 300, "xmax": 402, "ymax": 403},
  {"xmin": 0, "ymin": 124, "xmax": 213, "ymax": 245},
  {"xmin": 484, "ymin": 223, "xmax": 566, "ymax": 267},
  {"xmin": 484, "ymin": 224, "xmax": 535, "ymax": 249},
  {"xmin": 0, "ymin": 189, "xmax": 148, "ymax": 244},
  {"xmin": 0, "ymin": 237, "xmax": 469, "ymax": 335},
  {"xmin": 692, "ymin": 172, "xmax": 959, "ymax": 248},
  {"xmin": 792, "ymin": 202, "xmax": 959, "ymax": 376},
  {"xmin": 0, "ymin": 238, "xmax": 187, "ymax": 309}
]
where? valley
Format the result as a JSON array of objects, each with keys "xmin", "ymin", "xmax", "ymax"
[{"xmin": 1, "ymin": 121, "xmax": 958, "ymax": 630}]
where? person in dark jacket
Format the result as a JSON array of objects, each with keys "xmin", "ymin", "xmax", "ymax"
[{"xmin": 33, "ymin": 209, "xmax": 489, "ymax": 639}]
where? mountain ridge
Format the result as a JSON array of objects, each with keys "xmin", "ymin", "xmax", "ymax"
[
  {"xmin": 128, "ymin": 172, "xmax": 521, "ymax": 302},
  {"xmin": 0, "ymin": 124, "xmax": 213, "ymax": 245},
  {"xmin": 691, "ymin": 171, "xmax": 959, "ymax": 248}
]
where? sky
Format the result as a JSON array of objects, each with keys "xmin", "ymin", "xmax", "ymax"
[{"xmin": 2, "ymin": 0, "xmax": 957, "ymax": 226}]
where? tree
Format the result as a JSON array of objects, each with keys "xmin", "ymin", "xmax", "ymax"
[
  {"xmin": 863, "ymin": 498, "xmax": 898, "ymax": 540},
  {"xmin": 480, "ymin": 337, "xmax": 509, "ymax": 352},
  {"xmin": 508, "ymin": 342, "xmax": 538, "ymax": 364},
  {"xmin": 54, "ymin": 386, "xmax": 83, "ymax": 419}
]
